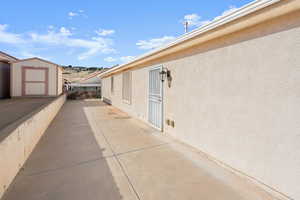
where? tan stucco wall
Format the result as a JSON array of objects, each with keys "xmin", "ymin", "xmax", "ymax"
[
  {"xmin": 0, "ymin": 94, "xmax": 66, "ymax": 199},
  {"xmin": 11, "ymin": 59, "xmax": 59, "ymax": 97},
  {"xmin": 102, "ymin": 11, "xmax": 300, "ymax": 200},
  {"xmin": 102, "ymin": 67, "xmax": 149, "ymax": 122}
]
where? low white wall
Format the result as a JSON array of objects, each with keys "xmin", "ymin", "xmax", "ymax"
[{"xmin": 0, "ymin": 94, "xmax": 66, "ymax": 198}]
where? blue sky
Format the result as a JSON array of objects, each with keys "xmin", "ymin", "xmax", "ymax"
[{"xmin": 0, "ymin": 0, "xmax": 252, "ymax": 67}]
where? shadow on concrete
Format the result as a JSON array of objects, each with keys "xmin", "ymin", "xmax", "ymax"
[{"xmin": 2, "ymin": 100, "xmax": 123, "ymax": 200}]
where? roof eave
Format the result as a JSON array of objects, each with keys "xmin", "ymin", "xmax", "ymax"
[
  {"xmin": 11, "ymin": 57, "xmax": 62, "ymax": 69},
  {"xmin": 0, "ymin": 51, "xmax": 19, "ymax": 62}
]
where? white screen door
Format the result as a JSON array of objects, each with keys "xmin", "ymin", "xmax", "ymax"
[{"xmin": 148, "ymin": 66, "xmax": 163, "ymax": 130}]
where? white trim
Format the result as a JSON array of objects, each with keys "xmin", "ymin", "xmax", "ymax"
[
  {"xmin": 161, "ymin": 66, "xmax": 164, "ymax": 132},
  {"xmin": 12, "ymin": 57, "xmax": 60, "ymax": 67},
  {"xmin": 100, "ymin": 0, "xmax": 281, "ymax": 78}
]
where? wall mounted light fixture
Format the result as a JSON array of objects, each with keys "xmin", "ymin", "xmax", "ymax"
[
  {"xmin": 159, "ymin": 68, "xmax": 168, "ymax": 82},
  {"xmin": 160, "ymin": 68, "xmax": 172, "ymax": 88},
  {"xmin": 166, "ymin": 70, "xmax": 172, "ymax": 88}
]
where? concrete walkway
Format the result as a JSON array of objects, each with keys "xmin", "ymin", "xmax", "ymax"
[{"xmin": 2, "ymin": 100, "xmax": 274, "ymax": 200}]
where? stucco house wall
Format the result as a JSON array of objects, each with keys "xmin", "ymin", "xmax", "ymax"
[
  {"xmin": 102, "ymin": 67, "xmax": 149, "ymax": 121},
  {"xmin": 102, "ymin": 9, "xmax": 300, "ymax": 200},
  {"xmin": 11, "ymin": 58, "xmax": 63, "ymax": 97}
]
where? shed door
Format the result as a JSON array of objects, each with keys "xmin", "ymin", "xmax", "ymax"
[
  {"xmin": 22, "ymin": 67, "xmax": 48, "ymax": 96},
  {"xmin": 148, "ymin": 66, "xmax": 163, "ymax": 130}
]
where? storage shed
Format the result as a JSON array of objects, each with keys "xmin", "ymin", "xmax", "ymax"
[
  {"xmin": 0, "ymin": 51, "xmax": 18, "ymax": 98},
  {"xmin": 11, "ymin": 57, "xmax": 63, "ymax": 97}
]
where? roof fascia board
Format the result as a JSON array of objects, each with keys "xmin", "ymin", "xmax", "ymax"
[
  {"xmin": 12, "ymin": 57, "xmax": 62, "ymax": 68},
  {"xmin": 0, "ymin": 51, "xmax": 19, "ymax": 62}
]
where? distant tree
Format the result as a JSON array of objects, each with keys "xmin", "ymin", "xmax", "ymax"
[{"xmin": 87, "ymin": 67, "xmax": 98, "ymax": 71}]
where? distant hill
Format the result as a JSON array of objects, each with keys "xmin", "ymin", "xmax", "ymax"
[{"xmin": 62, "ymin": 65, "xmax": 114, "ymax": 83}]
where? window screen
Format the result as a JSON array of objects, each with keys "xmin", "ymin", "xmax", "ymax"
[{"xmin": 122, "ymin": 71, "xmax": 132, "ymax": 104}]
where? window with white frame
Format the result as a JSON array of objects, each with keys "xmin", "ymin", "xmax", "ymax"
[
  {"xmin": 122, "ymin": 71, "xmax": 132, "ymax": 104},
  {"xmin": 111, "ymin": 76, "xmax": 114, "ymax": 94}
]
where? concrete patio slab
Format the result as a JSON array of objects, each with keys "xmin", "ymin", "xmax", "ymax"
[
  {"xmin": 84, "ymin": 106, "xmax": 173, "ymax": 154},
  {"xmin": 21, "ymin": 101, "xmax": 114, "ymax": 176},
  {"xmin": 99, "ymin": 119, "xmax": 170, "ymax": 154},
  {"xmin": 3, "ymin": 157, "xmax": 137, "ymax": 200},
  {"xmin": 2, "ymin": 99, "xmax": 276, "ymax": 200},
  {"xmin": 118, "ymin": 143, "xmax": 274, "ymax": 200}
]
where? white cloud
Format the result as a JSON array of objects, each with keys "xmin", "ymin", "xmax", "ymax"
[
  {"xmin": 104, "ymin": 56, "xmax": 135, "ymax": 63},
  {"xmin": 31, "ymin": 29, "xmax": 115, "ymax": 60},
  {"xmin": 0, "ymin": 24, "xmax": 25, "ymax": 44},
  {"xmin": 68, "ymin": 12, "xmax": 78, "ymax": 17},
  {"xmin": 214, "ymin": 6, "xmax": 238, "ymax": 20},
  {"xmin": 120, "ymin": 56, "xmax": 135, "ymax": 63},
  {"xmin": 68, "ymin": 10, "xmax": 87, "ymax": 19},
  {"xmin": 184, "ymin": 14, "xmax": 200, "ymax": 26},
  {"xmin": 95, "ymin": 29, "xmax": 115, "ymax": 36},
  {"xmin": 0, "ymin": 24, "xmax": 115, "ymax": 61},
  {"xmin": 136, "ymin": 36, "xmax": 175, "ymax": 50},
  {"xmin": 20, "ymin": 51, "xmax": 50, "ymax": 60},
  {"xmin": 181, "ymin": 14, "xmax": 210, "ymax": 28},
  {"xmin": 104, "ymin": 57, "xmax": 117, "ymax": 62},
  {"xmin": 68, "ymin": 12, "xmax": 78, "ymax": 19},
  {"xmin": 182, "ymin": 5, "xmax": 239, "ymax": 29},
  {"xmin": 48, "ymin": 25, "xmax": 55, "ymax": 30},
  {"xmin": 59, "ymin": 27, "xmax": 72, "ymax": 36}
]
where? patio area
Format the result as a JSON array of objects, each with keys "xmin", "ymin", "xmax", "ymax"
[{"xmin": 2, "ymin": 100, "xmax": 275, "ymax": 200}]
